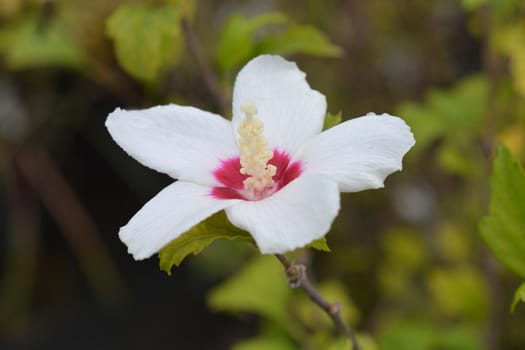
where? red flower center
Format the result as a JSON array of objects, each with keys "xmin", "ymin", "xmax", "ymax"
[{"xmin": 211, "ymin": 149, "xmax": 302, "ymax": 201}]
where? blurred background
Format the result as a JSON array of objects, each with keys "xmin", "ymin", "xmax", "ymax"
[{"xmin": 1, "ymin": 0, "xmax": 525, "ymax": 349}]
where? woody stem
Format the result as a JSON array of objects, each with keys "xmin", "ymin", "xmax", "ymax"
[{"xmin": 275, "ymin": 254, "xmax": 361, "ymax": 350}]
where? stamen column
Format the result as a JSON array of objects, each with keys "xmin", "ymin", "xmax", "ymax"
[{"xmin": 238, "ymin": 102, "xmax": 277, "ymax": 191}]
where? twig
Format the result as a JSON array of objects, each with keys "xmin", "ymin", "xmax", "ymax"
[
  {"xmin": 0, "ymin": 152, "xmax": 40, "ymax": 328},
  {"xmin": 275, "ymin": 254, "xmax": 361, "ymax": 350},
  {"xmin": 14, "ymin": 145, "xmax": 127, "ymax": 306},
  {"xmin": 85, "ymin": 57, "xmax": 143, "ymax": 107},
  {"xmin": 181, "ymin": 17, "xmax": 229, "ymax": 115}
]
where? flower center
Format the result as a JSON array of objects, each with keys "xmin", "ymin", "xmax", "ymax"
[
  {"xmin": 211, "ymin": 150, "xmax": 302, "ymax": 201},
  {"xmin": 211, "ymin": 103, "xmax": 303, "ymax": 201},
  {"xmin": 237, "ymin": 101, "xmax": 277, "ymax": 192}
]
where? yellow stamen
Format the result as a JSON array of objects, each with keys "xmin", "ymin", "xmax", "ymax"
[{"xmin": 238, "ymin": 102, "xmax": 276, "ymax": 191}]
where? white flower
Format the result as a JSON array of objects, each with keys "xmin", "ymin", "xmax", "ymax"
[{"xmin": 106, "ymin": 55, "xmax": 415, "ymax": 260}]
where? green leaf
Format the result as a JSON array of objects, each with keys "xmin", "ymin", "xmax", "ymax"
[
  {"xmin": 106, "ymin": 3, "xmax": 184, "ymax": 82},
  {"xmin": 323, "ymin": 111, "xmax": 342, "ymax": 130},
  {"xmin": 461, "ymin": 0, "xmax": 487, "ymax": 10},
  {"xmin": 307, "ymin": 237, "xmax": 331, "ymax": 252},
  {"xmin": 256, "ymin": 24, "xmax": 342, "ymax": 58},
  {"xmin": 158, "ymin": 211, "xmax": 254, "ymax": 275},
  {"xmin": 511, "ymin": 282, "xmax": 525, "ymax": 312},
  {"xmin": 426, "ymin": 266, "xmax": 488, "ymax": 321},
  {"xmin": 495, "ymin": 24, "xmax": 525, "ymax": 98},
  {"xmin": 164, "ymin": 0, "xmax": 195, "ymax": 19},
  {"xmin": 216, "ymin": 12, "xmax": 287, "ymax": 72},
  {"xmin": 397, "ymin": 75, "xmax": 487, "ymax": 156},
  {"xmin": 0, "ymin": 15, "xmax": 84, "ymax": 69},
  {"xmin": 318, "ymin": 335, "xmax": 378, "ymax": 350},
  {"xmin": 480, "ymin": 144, "xmax": 525, "ymax": 278},
  {"xmin": 207, "ymin": 255, "xmax": 291, "ymax": 325},
  {"xmin": 379, "ymin": 322, "xmax": 481, "ymax": 350},
  {"xmin": 232, "ymin": 337, "xmax": 296, "ymax": 350},
  {"xmin": 436, "ymin": 142, "xmax": 480, "ymax": 178}
]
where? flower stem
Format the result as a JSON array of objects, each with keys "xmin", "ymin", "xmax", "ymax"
[
  {"xmin": 275, "ymin": 254, "xmax": 361, "ymax": 350},
  {"xmin": 181, "ymin": 17, "xmax": 229, "ymax": 115}
]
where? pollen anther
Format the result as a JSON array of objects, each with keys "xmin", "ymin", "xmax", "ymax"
[{"xmin": 238, "ymin": 101, "xmax": 276, "ymax": 191}]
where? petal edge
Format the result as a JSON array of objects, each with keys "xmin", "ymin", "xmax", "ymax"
[
  {"xmin": 225, "ymin": 175, "xmax": 340, "ymax": 254},
  {"xmin": 106, "ymin": 104, "xmax": 239, "ymax": 186},
  {"xmin": 232, "ymin": 55, "xmax": 326, "ymax": 155},
  {"xmin": 295, "ymin": 113, "xmax": 415, "ymax": 192},
  {"xmin": 119, "ymin": 181, "xmax": 236, "ymax": 260}
]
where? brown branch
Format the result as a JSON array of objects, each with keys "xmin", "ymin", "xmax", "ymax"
[
  {"xmin": 14, "ymin": 145, "xmax": 127, "ymax": 306},
  {"xmin": 275, "ymin": 254, "xmax": 361, "ymax": 350},
  {"xmin": 181, "ymin": 17, "xmax": 229, "ymax": 115},
  {"xmin": 0, "ymin": 153, "xmax": 40, "ymax": 328},
  {"xmin": 85, "ymin": 57, "xmax": 143, "ymax": 107}
]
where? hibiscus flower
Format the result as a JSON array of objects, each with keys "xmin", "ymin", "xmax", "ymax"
[{"xmin": 106, "ymin": 55, "xmax": 415, "ymax": 260}]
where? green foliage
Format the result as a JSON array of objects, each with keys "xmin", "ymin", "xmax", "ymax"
[
  {"xmin": 232, "ymin": 337, "xmax": 296, "ymax": 350},
  {"xmin": 323, "ymin": 111, "xmax": 343, "ymax": 130},
  {"xmin": 208, "ymin": 255, "xmax": 290, "ymax": 325},
  {"xmin": 165, "ymin": 0, "xmax": 195, "ymax": 20},
  {"xmin": 380, "ymin": 322, "xmax": 482, "ymax": 350},
  {"xmin": 106, "ymin": 3, "xmax": 185, "ymax": 83},
  {"xmin": 378, "ymin": 229, "xmax": 427, "ymax": 298},
  {"xmin": 462, "ymin": 0, "xmax": 522, "ymax": 16},
  {"xmin": 480, "ymin": 145, "xmax": 525, "ymax": 279},
  {"xmin": 398, "ymin": 75, "xmax": 487, "ymax": 156},
  {"xmin": 495, "ymin": 23, "xmax": 525, "ymax": 98},
  {"xmin": 511, "ymin": 282, "xmax": 525, "ymax": 312},
  {"xmin": 461, "ymin": 0, "xmax": 487, "ymax": 10},
  {"xmin": 293, "ymin": 280, "xmax": 359, "ymax": 331},
  {"xmin": 216, "ymin": 12, "xmax": 287, "ymax": 72},
  {"xmin": 398, "ymin": 75, "xmax": 488, "ymax": 178},
  {"xmin": 158, "ymin": 209, "xmax": 331, "ymax": 275},
  {"xmin": 307, "ymin": 237, "xmax": 330, "ymax": 252},
  {"xmin": 426, "ymin": 266, "xmax": 488, "ymax": 321},
  {"xmin": 0, "ymin": 15, "xmax": 84, "ymax": 69},
  {"xmin": 208, "ymin": 255, "xmax": 372, "ymax": 349},
  {"xmin": 158, "ymin": 211, "xmax": 254, "ymax": 275},
  {"xmin": 436, "ymin": 223, "xmax": 473, "ymax": 263},
  {"xmin": 256, "ymin": 24, "xmax": 342, "ymax": 58},
  {"xmin": 215, "ymin": 12, "xmax": 342, "ymax": 72}
]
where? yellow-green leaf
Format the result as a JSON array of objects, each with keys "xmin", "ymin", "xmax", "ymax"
[
  {"xmin": 323, "ymin": 111, "xmax": 342, "ymax": 131},
  {"xmin": 397, "ymin": 75, "xmax": 487, "ymax": 156},
  {"xmin": 232, "ymin": 337, "xmax": 296, "ymax": 350},
  {"xmin": 480, "ymin": 145, "xmax": 525, "ymax": 278},
  {"xmin": 165, "ymin": 0, "xmax": 195, "ymax": 19},
  {"xmin": 207, "ymin": 255, "xmax": 290, "ymax": 325},
  {"xmin": 461, "ymin": 0, "xmax": 487, "ymax": 10},
  {"xmin": 426, "ymin": 266, "xmax": 488, "ymax": 321},
  {"xmin": 158, "ymin": 211, "xmax": 254, "ymax": 275},
  {"xmin": 511, "ymin": 282, "xmax": 525, "ymax": 312},
  {"xmin": 106, "ymin": 3, "xmax": 184, "ymax": 83},
  {"xmin": 0, "ymin": 15, "xmax": 84, "ymax": 69},
  {"xmin": 256, "ymin": 24, "xmax": 342, "ymax": 58},
  {"xmin": 307, "ymin": 237, "xmax": 331, "ymax": 252},
  {"xmin": 495, "ymin": 24, "xmax": 525, "ymax": 98},
  {"xmin": 216, "ymin": 12, "xmax": 287, "ymax": 72}
]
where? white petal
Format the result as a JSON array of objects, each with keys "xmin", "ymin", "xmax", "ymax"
[
  {"xmin": 119, "ymin": 181, "xmax": 236, "ymax": 260},
  {"xmin": 232, "ymin": 55, "xmax": 326, "ymax": 154},
  {"xmin": 226, "ymin": 175, "xmax": 340, "ymax": 254},
  {"xmin": 295, "ymin": 113, "xmax": 415, "ymax": 192},
  {"xmin": 106, "ymin": 105, "xmax": 238, "ymax": 186}
]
